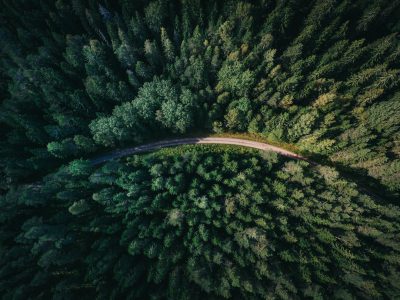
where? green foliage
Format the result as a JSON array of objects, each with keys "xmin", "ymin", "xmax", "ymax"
[
  {"xmin": 1, "ymin": 0, "xmax": 400, "ymax": 298},
  {"xmin": 89, "ymin": 78, "xmax": 196, "ymax": 146},
  {"xmin": 2, "ymin": 146, "xmax": 400, "ymax": 299},
  {"xmin": 0, "ymin": 0, "xmax": 399, "ymax": 192}
]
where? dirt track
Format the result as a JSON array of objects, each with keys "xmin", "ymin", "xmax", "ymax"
[{"xmin": 91, "ymin": 137, "xmax": 312, "ymax": 165}]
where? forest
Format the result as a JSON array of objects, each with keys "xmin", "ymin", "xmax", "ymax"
[
  {"xmin": 2, "ymin": 146, "xmax": 400, "ymax": 299},
  {"xmin": 0, "ymin": 0, "xmax": 399, "ymax": 299}
]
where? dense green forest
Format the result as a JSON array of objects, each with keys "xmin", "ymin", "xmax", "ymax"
[
  {"xmin": 1, "ymin": 0, "xmax": 400, "ymax": 298},
  {"xmin": 1, "ymin": 0, "xmax": 400, "ymax": 193},
  {"xmin": 1, "ymin": 146, "xmax": 400, "ymax": 299}
]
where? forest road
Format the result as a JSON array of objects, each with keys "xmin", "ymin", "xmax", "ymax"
[
  {"xmin": 91, "ymin": 137, "xmax": 314, "ymax": 165},
  {"xmin": 90, "ymin": 137, "xmax": 386, "ymax": 202}
]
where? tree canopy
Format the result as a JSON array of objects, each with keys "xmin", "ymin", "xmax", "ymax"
[
  {"xmin": 1, "ymin": 0, "xmax": 400, "ymax": 298},
  {"xmin": 1, "ymin": 146, "xmax": 400, "ymax": 299}
]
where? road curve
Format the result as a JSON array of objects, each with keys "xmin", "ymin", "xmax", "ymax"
[
  {"xmin": 91, "ymin": 137, "xmax": 313, "ymax": 165},
  {"xmin": 89, "ymin": 137, "xmax": 389, "ymax": 202}
]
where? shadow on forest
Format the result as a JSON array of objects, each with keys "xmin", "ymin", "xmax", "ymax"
[{"xmin": 304, "ymin": 150, "xmax": 399, "ymax": 205}]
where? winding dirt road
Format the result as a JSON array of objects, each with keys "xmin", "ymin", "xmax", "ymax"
[{"xmin": 91, "ymin": 137, "xmax": 312, "ymax": 165}]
